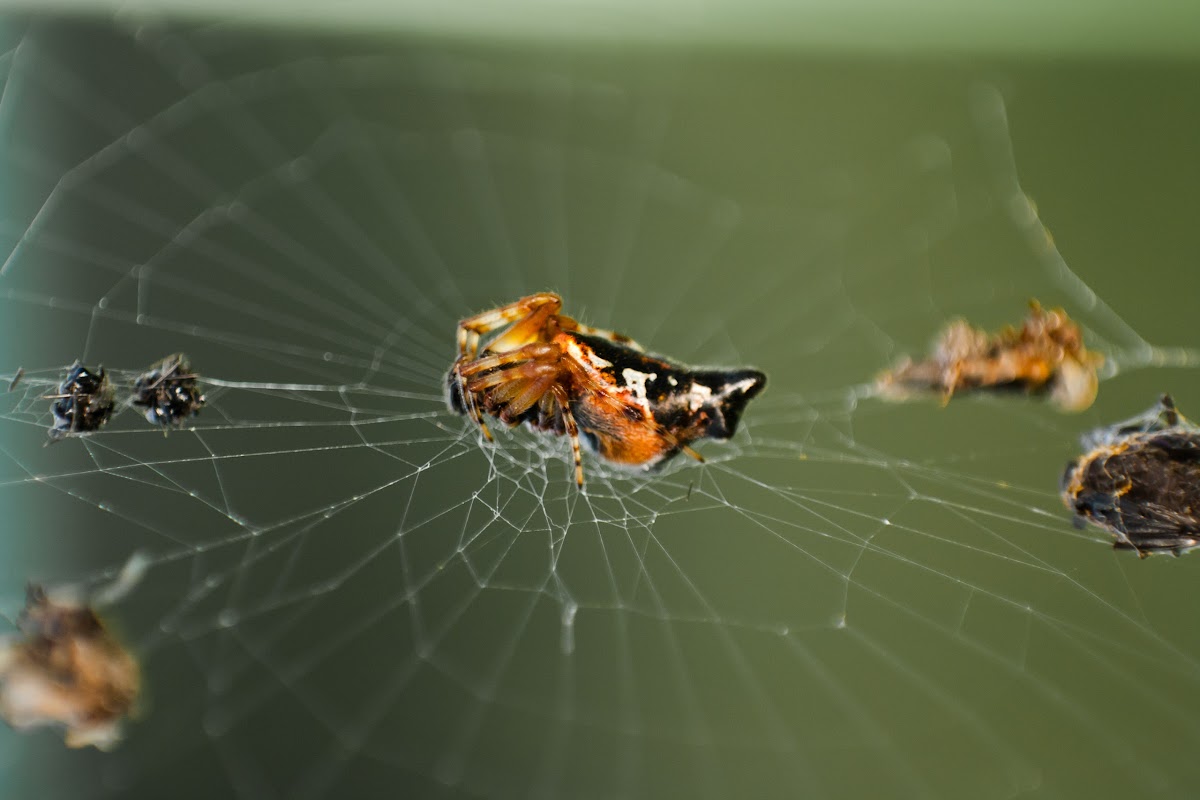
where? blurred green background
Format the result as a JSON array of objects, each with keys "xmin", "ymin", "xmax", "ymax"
[
  {"xmin": 21, "ymin": 0, "xmax": 1200, "ymax": 56},
  {"xmin": 2, "ymin": 4, "xmax": 1200, "ymax": 800}
]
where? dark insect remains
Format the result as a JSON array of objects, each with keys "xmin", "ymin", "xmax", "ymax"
[
  {"xmin": 1061, "ymin": 394, "xmax": 1200, "ymax": 557},
  {"xmin": 876, "ymin": 300, "xmax": 1103, "ymax": 412},
  {"xmin": 47, "ymin": 362, "xmax": 115, "ymax": 441},
  {"xmin": 0, "ymin": 584, "xmax": 141, "ymax": 749},
  {"xmin": 131, "ymin": 354, "xmax": 206, "ymax": 428},
  {"xmin": 447, "ymin": 293, "xmax": 767, "ymax": 486}
]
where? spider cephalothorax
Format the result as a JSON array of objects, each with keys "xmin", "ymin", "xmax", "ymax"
[{"xmin": 446, "ymin": 293, "xmax": 766, "ymax": 486}]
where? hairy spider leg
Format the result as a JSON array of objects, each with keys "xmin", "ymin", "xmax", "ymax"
[
  {"xmin": 552, "ymin": 384, "xmax": 585, "ymax": 487},
  {"xmin": 459, "ymin": 342, "xmax": 617, "ymax": 486},
  {"xmin": 456, "ymin": 293, "xmax": 563, "ymax": 359},
  {"xmin": 456, "ymin": 341, "xmax": 565, "ymax": 442},
  {"xmin": 677, "ymin": 441, "xmax": 706, "ymax": 463},
  {"xmin": 470, "ymin": 359, "xmax": 562, "ymax": 419},
  {"xmin": 457, "ymin": 343, "xmax": 562, "ymax": 380},
  {"xmin": 452, "ymin": 361, "xmax": 492, "ymax": 441},
  {"xmin": 458, "ymin": 344, "xmax": 562, "ymax": 402},
  {"xmin": 497, "ymin": 369, "xmax": 560, "ymax": 416}
]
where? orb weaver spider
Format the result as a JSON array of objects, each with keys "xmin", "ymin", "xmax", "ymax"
[{"xmin": 446, "ymin": 293, "xmax": 766, "ymax": 487}]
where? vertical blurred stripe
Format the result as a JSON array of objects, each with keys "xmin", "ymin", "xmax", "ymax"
[{"xmin": 0, "ymin": 19, "xmax": 15, "ymax": 798}]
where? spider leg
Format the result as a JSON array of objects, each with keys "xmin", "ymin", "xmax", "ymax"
[
  {"xmin": 465, "ymin": 385, "xmax": 494, "ymax": 441},
  {"xmin": 536, "ymin": 391, "xmax": 565, "ymax": 434},
  {"xmin": 654, "ymin": 425, "xmax": 705, "ymax": 463},
  {"xmin": 462, "ymin": 350, "xmax": 581, "ymax": 485},
  {"xmin": 497, "ymin": 369, "xmax": 560, "ymax": 422},
  {"xmin": 456, "ymin": 342, "xmax": 565, "ymax": 440},
  {"xmin": 551, "ymin": 384, "xmax": 585, "ymax": 487},
  {"xmin": 468, "ymin": 365, "xmax": 558, "ymax": 394},
  {"xmin": 457, "ymin": 343, "xmax": 559, "ymax": 379},
  {"xmin": 450, "ymin": 361, "xmax": 492, "ymax": 441},
  {"xmin": 460, "ymin": 346, "xmax": 563, "ymax": 401},
  {"xmin": 457, "ymin": 293, "xmax": 562, "ymax": 359}
]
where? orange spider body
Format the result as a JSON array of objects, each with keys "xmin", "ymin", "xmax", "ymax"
[
  {"xmin": 877, "ymin": 301, "xmax": 1103, "ymax": 412},
  {"xmin": 447, "ymin": 293, "xmax": 766, "ymax": 486}
]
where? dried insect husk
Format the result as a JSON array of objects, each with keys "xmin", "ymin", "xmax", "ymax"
[
  {"xmin": 47, "ymin": 362, "xmax": 116, "ymax": 441},
  {"xmin": 1061, "ymin": 395, "xmax": 1200, "ymax": 557},
  {"xmin": 876, "ymin": 302, "xmax": 1102, "ymax": 412},
  {"xmin": 131, "ymin": 353, "xmax": 206, "ymax": 428},
  {"xmin": 0, "ymin": 587, "xmax": 141, "ymax": 749}
]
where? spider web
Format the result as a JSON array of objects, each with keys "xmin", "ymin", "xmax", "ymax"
[{"xmin": 2, "ymin": 13, "xmax": 1200, "ymax": 800}]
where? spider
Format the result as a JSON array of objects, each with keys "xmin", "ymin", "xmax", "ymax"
[
  {"xmin": 1061, "ymin": 394, "xmax": 1200, "ymax": 557},
  {"xmin": 46, "ymin": 362, "xmax": 115, "ymax": 441},
  {"xmin": 0, "ymin": 582, "xmax": 141, "ymax": 749},
  {"xmin": 131, "ymin": 353, "xmax": 206, "ymax": 429},
  {"xmin": 876, "ymin": 300, "xmax": 1103, "ymax": 412},
  {"xmin": 446, "ymin": 293, "xmax": 766, "ymax": 486}
]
